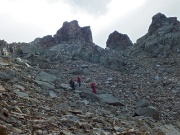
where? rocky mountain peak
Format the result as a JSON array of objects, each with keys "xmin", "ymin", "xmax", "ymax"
[
  {"xmin": 152, "ymin": 12, "xmax": 167, "ymax": 20},
  {"xmin": 62, "ymin": 20, "xmax": 79, "ymax": 27},
  {"xmin": 106, "ymin": 30, "xmax": 133, "ymax": 50},
  {"xmin": 31, "ymin": 20, "xmax": 93, "ymax": 47},
  {"xmin": 136, "ymin": 13, "xmax": 180, "ymax": 57},
  {"xmin": 54, "ymin": 20, "xmax": 93, "ymax": 45},
  {"xmin": 148, "ymin": 12, "xmax": 178, "ymax": 34}
]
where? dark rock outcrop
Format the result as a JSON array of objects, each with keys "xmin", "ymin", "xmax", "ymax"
[
  {"xmin": 148, "ymin": 13, "xmax": 178, "ymax": 34},
  {"xmin": 0, "ymin": 40, "xmax": 8, "ymax": 46},
  {"xmin": 54, "ymin": 20, "xmax": 93, "ymax": 45},
  {"xmin": 135, "ymin": 13, "xmax": 180, "ymax": 57},
  {"xmin": 31, "ymin": 20, "xmax": 93, "ymax": 47},
  {"xmin": 106, "ymin": 31, "xmax": 133, "ymax": 50},
  {"xmin": 32, "ymin": 35, "xmax": 56, "ymax": 47},
  {"xmin": 148, "ymin": 13, "xmax": 167, "ymax": 34}
]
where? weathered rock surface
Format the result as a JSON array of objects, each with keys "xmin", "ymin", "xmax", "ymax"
[
  {"xmin": 0, "ymin": 12, "xmax": 180, "ymax": 134},
  {"xmin": 135, "ymin": 12, "xmax": 180, "ymax": 57},
  {"xmin": 135, "ymin": 106, "xmax": 160, "ymax": 120},
  {"xmin": 106, "ymin": 30, "xmax": 133, "ymax": 50},
  {"xmin": 97, "ymin": 94, "xmax": 125, "ymax": 106},
  {"xmin": 54, "ymin": 20, "xmax": 93, "ymax": 44},
  {"xmin": 33, "ymin": 35, "xmax": 56, "ymax": 47},
  {"xmin": 29, "ymin": 20, "xmax": 126, "ymax": 71}
]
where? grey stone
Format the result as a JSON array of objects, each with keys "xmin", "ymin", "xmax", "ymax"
[
  {"xmin": 15, "ymin": 91, "xmax": 29, "ymax": 98},
  {"xmin": 34, "ymin": 80, "xmax": 55, "ymax": 89},
  {"xmin": 35, "ymin": 71, "xmax": 57, "ymax": 82},
  {"xmin": 0, "ymin": 71, "xmax": 11, "ymax": 80},
  {"xmin": 97, "ymin": 94, "xmax": 125, "ymax": 106},
  {"xmin": 135, "ymin": 99, "xmax": 150, "ymax": 108},
  {"xmin": 155, "ymin": 124, "xmax": 180, "ymax": 135},
  {"xmin": 49, "ymin": 91, "xmax": 57, "ymax": 98},
  {"xmin": 135, "ymin": 106, "xmax": 160, "ymax": 120},
  {"xmin": 79, "ymin": 91, "xmax": 99, "ymax": 102}
]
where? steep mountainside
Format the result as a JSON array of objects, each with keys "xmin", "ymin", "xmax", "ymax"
[{"xmin": 0, "ymin": 13, "xmax": 180, "ymax": 134}]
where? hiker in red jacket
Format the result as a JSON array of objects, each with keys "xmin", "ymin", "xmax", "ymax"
[
  {"xmin": 77, "ymin": 76, "xmax": 81, "ymax": 87},
  {"xmin": 89, "ymin": 82, "xmax": 96, "ymax": 94}
]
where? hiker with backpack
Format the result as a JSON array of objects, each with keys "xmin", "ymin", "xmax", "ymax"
[
  {"xmin": 77, "ymin": 76, "xmax": 81, "ymax": 87},
  {"xmin": 69, "ymin": 78, "xmax": 75, "ymax": 90},
  {"xmin": 89, "ymin": 82, "xmax": 96, "ymax": 94}
]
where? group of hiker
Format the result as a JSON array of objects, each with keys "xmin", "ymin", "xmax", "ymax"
[{"xmin": 69, "ymin": 76, "xmax": 96, "ymax": 94}]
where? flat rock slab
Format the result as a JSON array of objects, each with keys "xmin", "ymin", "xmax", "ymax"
[
  {"xmin": 97, "ymin": 94, "xmax": 125, "ymax": 106},
  {"xmin": 15, "ymin": 91, "xmax": 29, "ymax": 98}
]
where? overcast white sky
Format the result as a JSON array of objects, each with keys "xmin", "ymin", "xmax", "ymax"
[{"xmin": 0, "ymin": 0, "xmax": 180, "ymax": 48}]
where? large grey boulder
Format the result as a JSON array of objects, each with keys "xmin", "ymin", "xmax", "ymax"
[
  {"xmin": 79, "ymin": 91, "xmax": 99, "ymax": 102},
  {"xmin": 35, "ymin": 71, "xmax": 57, "ymax": 82},
  {"xmin": 97, "ymin": 94, "xmax": 125, "ymax": 106},
  {"xmin": 135, "ymin": 106, "xmax": 160, "ymax": 120},
  {"xmin": 59, "ymin": 83, "xmax": 71, "ymax": 90},
  {"xmin": 135, "ymin": 99, "xmax": 150, "ymax": 108},
  {"xmin": 34, "ymin": 80, "xmax": 55, "ymax": 89}
]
